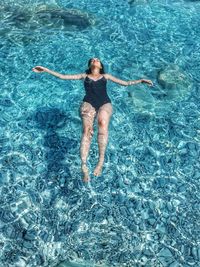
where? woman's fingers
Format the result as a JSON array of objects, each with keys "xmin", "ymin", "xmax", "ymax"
[
  {"xmin": 142, "ymin": 79, "xmax": 153, "ymax": 86},
  {"xmin": 32, "ymin": 66, "xmax": 45, "ymax": 72},
  {"xmin": 32, "ymin": 68, "xmax": 41, "ymax": 73},
  {"xmin": 147, "ymin": 80, "xmax": 153, "ymax": 86}
]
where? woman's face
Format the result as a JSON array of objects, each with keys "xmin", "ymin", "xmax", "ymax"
[{"xmin": 90, "ymin": 58, "xmax": 102, "ymax": 69}]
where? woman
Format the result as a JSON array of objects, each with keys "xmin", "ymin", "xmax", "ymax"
[{"xmin": 32, "ymin": 58, "xmax": 153, "ymax": 182}]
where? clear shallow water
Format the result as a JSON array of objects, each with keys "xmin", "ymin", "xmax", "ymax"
[{"xmin": 0, "ymin": 0, "xmax": 200, "ymax": 266}]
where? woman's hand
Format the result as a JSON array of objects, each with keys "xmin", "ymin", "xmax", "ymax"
[
  {"xmin": 141, "ymin": 79, "xmax": 153, "ymax": 86},
  {"xmin": 32, "ymin": 66, "xmax": 48, "ymax": 73}
]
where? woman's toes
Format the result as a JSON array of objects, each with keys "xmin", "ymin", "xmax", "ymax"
[{"xmin": 93, "ymin": 164, "xmax": 103, "ymax": 176}]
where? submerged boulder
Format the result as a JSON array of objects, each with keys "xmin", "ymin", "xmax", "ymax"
[
  {"xmin": 128, "ymin": 86, "xmax": 156, "ymax": 114},
  {"xmin": 35, "ymin": 7, "xmax": 93, "ymax": 30},
  {"xmin": 157, "ymin": 64, "xmax": 192, "ymax": 101},
  {"xmin": 57, "ymin": 260, "xmax": 109, "ymax": 267},
  {"xmin": 0, "ymin": 4, "xmax": 95, "ymax": 45},
  {"xmin": 128, "ymin": 64, "xmax": 192, "ymax": 115},
  {"xmin": 128, "ymin": 0, "xmax": 148, "ymax": 4}
]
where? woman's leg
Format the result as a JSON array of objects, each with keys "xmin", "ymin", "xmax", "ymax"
[
  {"xmin": 80, "ymin": 102, "xmax": 96, "ymax": 182},
  {"xmin": 94, "ymin": 103, "xmax": 113, "ymax": 176}
]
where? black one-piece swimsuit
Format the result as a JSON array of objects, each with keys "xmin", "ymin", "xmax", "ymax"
[{"xmin": 83, "ymin": 75, "xmax": 111, "ymax": 111}]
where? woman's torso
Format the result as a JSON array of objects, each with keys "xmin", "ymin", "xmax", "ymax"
[{"xmin": 83, "ymin": 74, "xmax": 111, "ymax": 111}]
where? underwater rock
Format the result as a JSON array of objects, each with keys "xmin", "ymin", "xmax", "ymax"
[
  {"xmin": 128, "ymin": 0, "xmax": 148, "ymax": 4},
  {"xmin": 156, "ymin": 223, "xmax": 167, "ymax": 234},
  {"xmin": 128, "ymin": 64, "xmax": 192, "ymax": 114},
  {"xmin": 39, "ymin": 230, "xmax": 51, "ymax": 242},
  {"xmin": 157, "ymin": 64, "xmax": 192, "ymax": 101},
  {"xmin": 13, "ymin": 258, "xmax": 27, "ymax": 267},
  {"xmin": 128, "ymin": 86, "xmax": 156, "ymax": 114},
  {"xmin": 157, "ymin": 247, "xmax": 175, "ymax": 266},
  {"xmin": 0, "ymin": 98, "xmax": 14, "ymax": 107},
  {"xmin": 3, "ymin": 225, "xmax": 18, "ymax": 239},
  {"xmin": 0, "ymin": 208, "xmax": 17, "ymax": 223},
  {"xmin": 22, "ymin": 211, "xmax": 39, "ymax": 225},
  {"xmin": 191, "ymin": 246, "xmax": 199, "ymax": 261},
  {"xmin": 23, "ymin": 229, "xmax": 37, "ymax": 241},
  {"xmin": 1, "ymin": 246, "xmax": 25, "ymax": 266},
  {"xmin": 128, "ymin": 0, "xmax": 135, "ymax": 4},
  {"xmin": 22, "ymin": 240, "xmax": 35, "ymax": 249},
  {"xmin": 35, "ymin": 8, "xmax": 92, "ymax": 30},
  {"xmin": 0, "ymin": 4, "xmax": 95, "ymax": 45},
  {"xmin": 2, "ymin": 221, "xmax": 26, "ymax": 240},
  {"xmin": 168, "ymin": 261, "xmax": 180, "ymax": 267},
  {"xmin": 57, "ymin": 260, "xmax": 109, "ymax": 267},
  {"xmin": 158, "ymin": 248, "xmax": 173, "ymax": 257}
]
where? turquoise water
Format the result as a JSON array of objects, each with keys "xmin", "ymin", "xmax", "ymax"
[{"xmin": 0, "ymin": 0, "xmax": 200, "ymax": 266}]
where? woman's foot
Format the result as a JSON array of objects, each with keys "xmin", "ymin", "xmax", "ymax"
[
  {"xmin": 93, "ymin": 162, "xmax": 103, "ymax": 176},
  {"xmin": 81, "ymin": 163, "xmax": 90, "ymax": 182}
]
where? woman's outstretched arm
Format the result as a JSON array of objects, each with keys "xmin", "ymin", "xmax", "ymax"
[
  {"xmin": 32, "ymin": 66, "xmax": 86, "ymax": 80},
  {"xmin": 105, "ymin": 73, "xmax": 153, "ymax": 86}
]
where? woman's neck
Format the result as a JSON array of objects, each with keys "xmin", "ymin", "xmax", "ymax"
[{"xmin": 91, "ymin": 67, "xmax": 101, "ymax": 76}]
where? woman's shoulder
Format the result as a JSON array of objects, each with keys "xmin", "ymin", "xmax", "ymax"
[
  {"xmin": 80, "ymin": 73, "xmax": 87, "ymax": 79},
  {"xmin": 103, "ymin": 73, "xmax": 110, "ymax": 79}
]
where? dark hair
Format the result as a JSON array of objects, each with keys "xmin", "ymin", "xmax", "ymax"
[{"xmin": 85, "ymin": 58, "xmax": 105, "ymax": 74}]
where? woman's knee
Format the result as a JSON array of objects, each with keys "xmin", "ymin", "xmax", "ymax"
[
  {"xmin": 98, "ymin": 120, "xmax": 110, "ymax": 135},
  {"xmin": 98, "ymin": 118, "xmax": 107, "ymax": 128},
  {"xmin": 83, "ymin": 126, "xmax": 93, "ymax": 138}
]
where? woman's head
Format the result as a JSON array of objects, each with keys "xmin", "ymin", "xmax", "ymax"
[{"xmin": 86, "ymin": 58, "xmax": 105, "ymax": 74}]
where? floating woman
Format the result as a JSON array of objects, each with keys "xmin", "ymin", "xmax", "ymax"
[{"xmin": 32, "ymin": 58, "xmax": 153, "ymax": 182}]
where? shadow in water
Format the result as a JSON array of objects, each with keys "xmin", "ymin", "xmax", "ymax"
[
  {"xmin": 18, "ymin": 106, "xmax": 105, "ymax": 266},
  {"xmin": 33, "ymin": 107, "xmax": 79, "ymax": 195}
]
